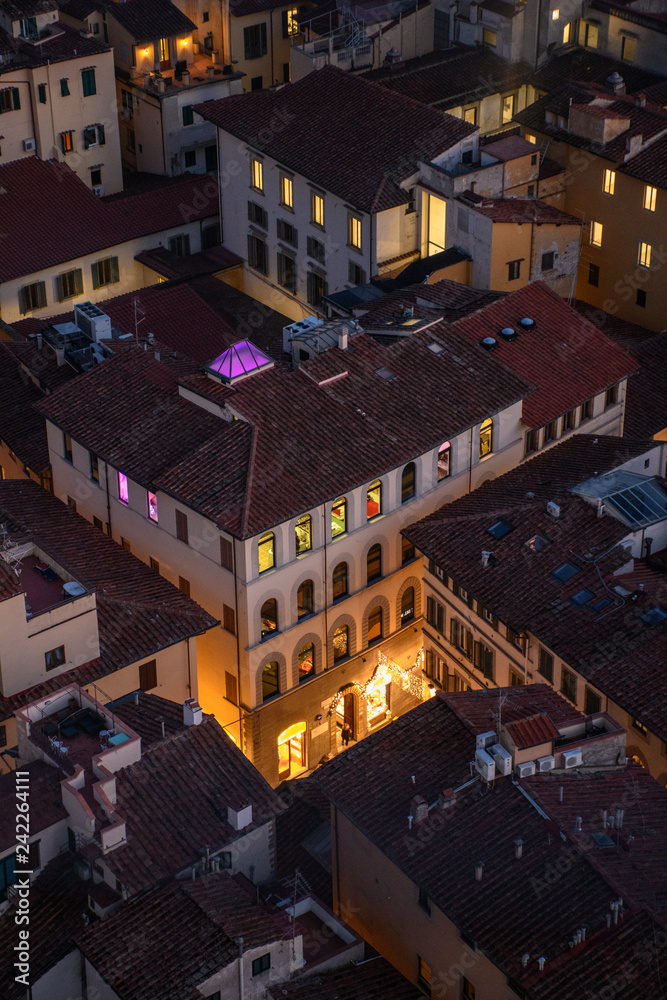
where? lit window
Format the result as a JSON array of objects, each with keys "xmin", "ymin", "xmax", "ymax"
[
  {"xmin": 295, "ymin": 513, "xmax": 312, "ymax": 555},
  {"xmin": 60, "ymin": 130, "xmax": 74, "ymax": 153},
  {"xmin": 280, "ymin": 174, "xmax": 293, "ymax": 209},
  {"xmin": 462, "ymin": 976, "xmax": 476, "ymax": 1000},
  {"xmin": 502, "ymin": 94, "xmax": 515, "ymax": 124},
  {"xmin": 525, "ymin": 132, "xmax": 536, "ymax": 144},
  {"xmin": 603, "ymin": 169, "xmax": 615, "ymax": 195},
  {"xmin": 562, "ymin": 21, "xmax": 571, "ymax": 43},
  {"xmin": 63, "ymin": 432, "xmax": 73, "ymax": 463},
  {"xmin": 331, "ymin": 497, "xmax": 346, "ymax": 537},
  {"xmin": 367, "ymin": 480, "xmax": 381, "ymax": 519},
  {"xmin": 147, "ymin": 491, "xmax": 158, "ymax": 522},
  {"xmin": 401, "ymin": 586, "xmax": 415, "ymax": 623},
  {"xmin": 367, "ymin": 544, "xmax": 382, "ymax": 583},
  {"xmin": 283, "ymin": 7, "xmax": 299, "ymax": 36},
  {"xmin": 118, "ymin": 472, "xmax": 129, "ymax": 504},
  {"xmin": 552, "ymin": 8, "xmax": 559, "ymax": 18},
  {"xmin": 418, "ymin": 957, "xmax": 432, "ymax": 993},
  {"xmin": 298, "ymin": 642, "xmax": 315, "ymax": 682},
  {"xmin": 479, "ymin": 418, "xmax": 493, "ymax": 458},
  {"xmin": 367, "ymin": 606, "xmax": 383, "ymax": 644},
  {"xmin": 333, "ymin": 561, "xmax": 348, "ymax": 600},
  {"xmin": 260, "ymin": 598, "xmax": 278, "ymax": 638},
  {"xmin": 348, "ymin": 214, "xmax": 362, "ymax": 250},
  {"xmin": 621, "ymin": 35, "xmax": 636, "ymax": 61},
  {"xmin": 584, "ymin": 22, "xmax": 598, "ymax": 47},
  {"xmin": 402, "ymin": 535, "xmax": 415, "ymax": 564},
  {"xmin": 262, "ymin": 661, "xmax": 279, "ymax": 701},
  {"xmin": 258, "ymin": 531, "xmax": 275, "ymax": 573},
  {"xmin": 638, "ymin": 242, "xmax": 652, "ymax": 268},
  {"xmin": 438, "ymin": 441, "xmax": 451, "ymax": 480},
  {"xmin": 644, "ymin": 185, "xmax": 657, "ymax": 212},
  {"xmin": 250, "ymin": 156, "xmax": 263, "ymax": 192},
  {"xmin": 311, "ymin": 191, "xmax": 324, "ymax": 228},
  {"xmin": 401, "ymin": 462, "xmax": 416, "ymax": 503},
  {"xmin": 463, "ymin": 106, "xmax": 477, "ymax": 125},
  {"xmin": 297, "ymin": 579, "xmax": 314, "ymax": 618},
  {"xmin": 483, "ymin": 28, "xmax": 497, "ymax": 45},
  {"xmin": 333, "ymin": 623, "xmax": 348, "ymax": 661},
  {"xmin": 90, "ymin": 452, "xmax": 99, "ymax": 482},
  {"xmin": 590, "ymin": 221, "xmax": 603, "ymax": 246}
]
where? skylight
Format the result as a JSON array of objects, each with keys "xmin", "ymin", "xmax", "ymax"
[
  {"xmin": 570, "ymin": 589, "xmax": 595, "ymax": 606},
  {"xmin": 525, "ymin": 533, "xmax": 549, "ymax": 552},
  {"xmin": 590, "ymin": 597, "xmax": 612, "ymax": 612},
  {"xmin": 640, "ymin": 606, "xmax": 667, "ymax": 626},
  {"xmin": 427, "ymin": 342, "xmax": 444, "ymax": 354},
  {"xmin": 488, "ymin": 520, "xmax": 513, "ymax": 539},
  {"xmin": 552, "ymin": 561, "xmax": 580, "ymax": 583},
  {"xmin": 375, "ymin": 366, "xmax": 397, "ymax": 382},
  {"xmin": 206, "ymin": 340, "xmax": 274, "ymax": 384}
]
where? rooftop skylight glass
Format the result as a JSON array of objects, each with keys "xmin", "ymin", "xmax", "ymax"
[
  {"xmin": 488, "ymin": 520, "xmax": 513, "ymax": 539},
  {"xmin": 525, "ymin": 533, "xmax": 549, "ymax": 552},
  {"xmin": 570, "ymin": 588, "xmax": 595, "ymax": 606},
  {"xmin": 640, "ymin": 606, "xmax": 667, "ymax": 626},
  {"xmin": 552, "ymin": 561, "xmax": 580, "ymax": 583},
  {"xmin": 206, "ymin": 340, "xmax": 274, "ymax": 384},
  {"xmin": 590, "ymin": 597, "xmax": 612, "ymax": 612}
]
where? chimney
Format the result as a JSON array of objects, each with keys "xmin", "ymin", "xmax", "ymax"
[
  {"xmin": 156, "ymin": 76, "xmax": 166, "ymax": 93},
  {"xmin": 575, "ymin": 816, "xmax": 582, "ymax": 833},
  {"xmin": 183, "ymin": 697, "xmax": 203, "ymax": 726},
  {"xmin": 601, "ymin": 809, "xmax": 607, "ymax": 829},
  {"xmin": 616, "ymin": 806, "xmax": 624, "ymax": 829},
  {"xmin": 439, "ymin": 788, "xmax": 456, "ymax": 810},
  {"xmin": 481, "ymin": 550, "xmax": 493, "ymax": 567},
  {"xmin": 338, "ymin": 325, "xmax": 349, "ymax": 351},
  {"xmin": 227, "ymin": 804, "xmax": 253, "ymax": 830},
  {"xmin": 636, "ymin": 92, "xmax": 646, "ymax": 108},
  {"xmin": 207, "ymin": 64, "xmax": 216, "ymax": 81},
  {"xmin": 383, "ymin": 46, "xmax": 403, "ymax": 70},
  {"xmin": 607, "ymin": 71, "xmax": 625, "ymax": 95},
  {"xmin": 538, "ymin": 957, "xmax": 546, "ymax": 971},
  {"xmin": 182, "ymin": 69, "xmax": 190, "ymax": 86},
  {"xmin": 409, "ymin": 795, "xmax": 429, "ymax": 825},
  {"xmin": 36, "ymin": 332, "xmax": 43, "ymax": 350},
  {"xmin": 133, "ymin": 691, "xmax": 139, "ymax": 705},
  {"xmin": 56, "ymin": 346, "xmax": 66, "ymax": 366},
  {"xmin": 514, "ymin": 838, "xmax": 523, "ymax": 860},
  {"xmin": 474, "ymin": 861, "xmax": 484, "ymax": 881}
]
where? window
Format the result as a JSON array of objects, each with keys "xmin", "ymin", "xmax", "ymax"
[
  {"xmin": 81, "ymin": 68, "xmax": 96, "ymax": 96},
  {"xmin": 333, "ymin": 623, "xmax": 349, "ymax": 661},
  {"xmin": 127, "ymin": 130, "xmax": 136, "ymax": 153},
  {"xmin": 367, "ymin": 606, "xmax": 383, "ymax": 644},
  {"xmin": 602, "ymin": 169, "xmax": 615, "ymax": 195},
  {"xmin": 367, "ymin": 480, "xmax": 381, "ymax": 519},
  {"xmin": 295, "ymin": 513, "xmax": 312, "ymax": 555},
  {"xmin": 632, "ymin": 717, "xmax": 648, "ymax": 736},
  {"xmin": 483, "ymin": 28, "xmax": 497, "ymax": 45},
  {"xmin": 367, "ymin": 543, "xmax": 382, "ymax": 583},
  {"xmin": 307, "ymin": 271, "xmax": 326, "ymax": 307},
  {"xmin": 259, "ymin": 531, "xmax": 275, "ymax": 573},
  {"xmin": 644, "ymin": 185, "xmax": 657, "ymax": 212},
  {"xmin": 248, "ymin": 234, "xmax": 267, "ymax": 273},
  {"xmin": 244, "ymin": 23, "xmax": 267, "ymax": 58},
  {"xmin": 223, "ymin": 671, "xmax": 237, "ymax": 705},
  {"xmin": 298, "ymin": 642, "xmax": 315, "ymax": 682},
  {"xmin": 562, "ymin": 21, "xmax": 571, "ymax": 42},
  {"xmin": 83, "ymin": 124, "xmax": 105, "ymax": 149},
  {"xmin": 510, "ymin": 670, "xmax": 523, "ymax": 686},
  {"xmin": 348, "ymin": 260, "xmax": 365, "ymax": 285},
  {"xmin": 45, "ymin": 645, "xmax": 66, "ymax": 670},
  {"xmin": 283, "ymin": 7, "xmax": 299, "ymax": 36},
  {"xmin": 202, "ymin": 221, "xmax": 220, "ymax": 248},
  {"xmin": 561, "ymin": 667, "xmax": 577, "ymax": 703},
  {"xmin": 507, "ymin": 259, "xmax": 521, "ymax": 281},
  {"xmin": 223, "ymin": 604, "xmax": 236, "ymax": 634},
  {"xmin": 19, "ymin": 281, "xmax": 46, "ymax": 313},
  {"xmin": 0, "ymin": 726, "xmax": 6, "ymax": 749},
  {"xmin": 277, "ymin": 252, "xmax": 296, "ymax": 292},
  {"xmin": 463, "ymin": 106, "xmax": 477, "ymax": 125},
  {"xmin": 605, "ymin": 385, "xmax": 618, "ymax": 408},
  {"xmin": 90, "ymin": 452, "xmax": 99, "ymax": 482},
  {"xmin": 262, "ymin": 661, "xmax": 279, "ymax": 701},
  {"xmin": 307, "ymin": 236, "xmax": 325, "ymax": 262},
  {"xmin": 621, "ymin": 35, "xmax": 636, "ymax": 61},
  {"xmin": 139, "ymin": 659, "xmax": 157, "ymax": 691},
  {"xmin": 552, "ymin": 7, "xmax": 559, "ymax": 18},
  {"xmin": 203, "ymin": 9, "xmax": 210, "ymax": 20},
  {"xmin": 479, "ymin": 418, "xmax": 493, "ymax": 458},
  {"xmin": 584, "ymin": 688, "xmax": 601, "ymax": 715},
  {"xmin": 60, "ymin": 78, "xmax": 70, "ymax": 96},
  {"xmin": 437, "ymin": 441, "xmax": 451, "ymax": 480},
  {"xmin": 60, "ymin": 127, "xmax": 74, "ymax": 155},
  {"xmin": 168, "ymin": 234, "xmax": 191, "ymax": 257},
  {"xmin": 297, "ymin": 580, "xmax": 314, "ymax": 618},
  {"xmin": 175, "ymin": 509, "xmax": 189, "ymax": 543},
  {"xmin": 544, "ymin": 420, "xmax": 557, "ymax": 443},
  {"xmin": 584, "ymin": 22, "xmax": 598, "ymax": 47},
  {"xmin": 185, "ymin": 150, "xmax": 197, "ymax": 172},
  {"xmin": 150, "ymin": 557, "xmax": 160, "ymax": 572},
  {"xmin": 402, "ymin": 536, "xmax": 415, "ymax": 564},
  {"xmin": 118, "ymin": 471, "xmax": 129, "ymax": 504},
  {"xmin": 590, "ymin": 221, "xmax": 603, "ymax": 247},
  {"xmin": 405, "ymin": 187, "xmax": 416, "ymax": 213},
  {"xmin": 473, "ymin": 641, "xmax": 494, "ymax": 680},
  {"xmin": 538, "ymin": 647, "xmax": 553, "ymax": 682},
  {"xmin": 93, "ymin": 516, "xmax": 104, "ymax": 532},
  {"xmin": 182, "ymin": 104, "xmax": 194, "ymax": 126},
  {"xmin": 347, "ymin": 214, "xmax": 362, "ymax": 251},
  {"xmin": 333, "ymin": 562, "xmax": 348, "ymax": 601},
  {"xmin": 280, "ymin": 174, "xmax": 293, "ymax": 209},
  {"xmin": 418, "ymin": 956, "xmax": 432, "ymax": 994},
  {"xmin": 251, "ymin": 75, "xmax": 263, "ymax": 91},
  {"xmin": 563, "ymin": 409, "xmax": 575, "ymax": 431},
  {"xmin": 637, "ymin": 289, "xmax": 646, "ymax": 308},
  {"xmin": 250, "ymin": 156, "xmax": 263, "ymax": 192},
  {"xmin": 63, "ymin": 432, "xmax": 73, "ymax": 463},
  {"xmin": 91, "ymin": 256, "xmax": 119, "ymax": 289},
  {"xmin": 67, "ymin": 495, "xmax": 77, "ymax": 513},
  {"xmin": 178, "ymin": 576, "xmax": 190, "ymax": 597},
  {"xmin": 638, "ymin": 242, "xmax": 652, "ymax": 268},
  {"xmin": 401, "ymin": 462, "xmax": 416, "ymax": 503},
  {"xmin": 418, "ymin": 887, "xmax": 431, "ymax": 915},
  {"xmin": 588, "ymin": 262, "xmax": 600, "ymax": 287},
  {"xmin": 541, "ymin": 251, "xmax": 554, "ymax": 271},
  {"xmin": 252, "ymin": 954, "xmax": 271, "ymax": 977},
  {"xmin": 38, "ymin": 83, "xmax": 47, "ymax": 104},
  {"xmin": 0, "ymin": 87, "xmax": 20, "ymax": 113},
  {"xmin": 461, "ymin": 977, "xmax": 476, "ymax": 1000},
  {"xmin": 331, "ymin": 497, "xmax": 346, "ymax": 537},
  {"xmin": 261, "ymin": 598, "xmax": 278, "ymax": 638},
  {"xmin": 580, "ymin": 398, "xmax": 593, "ymax": 421},
  {"xmin": 502, "ymin": 94, "xmax": 515, "ymax": 124},
  {"xmin": 146, "ymin": 491, "xmax": 158, "ymax": 522},
  {"xmin": 57, "ymin": 268, "xmax": 83, "ymax": 301},
  {"xmin": 401, "ymin": 587, "xmax": 415, "ymax": 624}
]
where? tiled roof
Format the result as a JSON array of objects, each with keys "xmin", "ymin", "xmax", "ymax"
[
  {"xmin": 620, "ymin": 132, "xmax": 667, "ymax": 189},
  {"xmin": 480, "ymin": 135, "xmax": 538, "ymax": 161},
  {"xmin": 0, "ymin": 761, "xmax": 66, "ymax": 852},
  {"xmin": 112, "ymin": 692, "xmax": 193, "ymax": 749},
  {"xmin": 101, "ymin": 717, "xmax": 285, "ymax": 894},
  {"xmin": 195, "ymin": 66, "xmax": 477, "ymax": 214},
  {"xmin": 355, "ymin": 278, "xmax": 503, "ymax": 331},
  {"xmin": 272, "ymin": 776, "xmax": 334, "ymax": 906},
  {"xmin": 104, "ymin": 0, "xmax": 196, "ymax": 44},
  {"xmin": 443, "ymin": 683, "xmax": 581, "ymax": 734},
  {"xmin": 466, "ymin": 198, "xmax": 580, "ymax": 225},
  {"xmin": 267, "ymin": 956, "xmax": 425, "ymax": 1000},
  {"xmin": 0, "ymin": 479, "xmax": 217, "ymax": 720},
  {"xmin": 135, "ymin": 244, "xmax": 243, "ymax": 279},
  {"xmin": 391, "ymin": 247, "xmax": 472, "ymax": 285},
  {"xmin": 0, "ymin": 159, "xmax": 218, "ymax": 283},
  {"xmin": 503, "ymin": 713, "xmax": 561, "ymax": 748},
  {"xmin": 0, "ymin": 20, "xmax": 110, "ymax": 74},
  {"xmin": 528, "ymin": 48, "xmax": 664, "ymax": 97},
  {"xmin": 587, "ymin": 0, "xmax": 667, "ymax": 33},
  {"xmin": 230, "ymin": 0, "xmax": 294, "ymax": 15},
  {"xmin": 314, "ymin": 691, "xmax": 667, "ymax": 999},
  {"xmin": 452, "ymin": 281, "xmax": 639, "ymax": 427},
  {"xmin": 0, "ymin": 341, "xmax": 53, "ymax": 473},
  {"xmin": 1, "ymin": 0, "xmax": 53, "ymax": 18}
]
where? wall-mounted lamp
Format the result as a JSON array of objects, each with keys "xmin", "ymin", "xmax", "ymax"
[{"xmin": 315, "ymin": 714, "xmax": 322, "ymax": 722}]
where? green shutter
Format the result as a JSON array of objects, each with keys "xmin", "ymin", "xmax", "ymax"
[
  {"xmin": 261, "ymin": 22, "xmax": 267, "ymax": 54},
  {"xmin": 12, "ymin": 88, "xmax": 20, "ymax": 110},
  {"xmin": 60, "ymin": 78, "xmax": 69, "ymax": 96},
  {"xmin": 56, "ymin": 274, "xmax": 65, "ymax": 301},
  {"xmin": 182, "ymin": 105, "xmax": 193, "ymax": 126},
  {"xmin": 98, "ymin": 123, "xmax": 105, "ymax": 145},
  {"xmin": 19, "ymin": 287, "xmax": 29, "ymax": 314},
  {"xmin": 110, "ymin": 257, "xmax": 119, "ymax": 283},
  {"xmin": 73, "ymin": 269, "xmax": 83, "ymax": 296},
  {"xmin": 91, "ymin": 261, "xmax": 100, "ymax": 290},
  {"xmin": 35, "ymin": 282, "xmax": 46, "ymax": 309}
]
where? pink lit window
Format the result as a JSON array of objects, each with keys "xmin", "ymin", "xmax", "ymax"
[
  {"xmin": 118, "ymin": 472, "xmax": 129, "ymax": 504},
  {"xmin": 147, "ymin": 491, "xmax": 158, "ymax": 522}
]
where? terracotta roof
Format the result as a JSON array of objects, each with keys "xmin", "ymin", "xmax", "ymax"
[
  {"xmin": 620, "ymin": 132, "xmax": 667, "ymax": 190},
  {"xmin": 104, "ymin": 0, "xmax": 196, "ymax": 43},
  {"xmin": 0, "ymin": 760, "xmax": 66, "ymax": 852},
  {"xmin": 230, "ymin": 0, "xmax": 295, "ymax": 15},
  {"xmin": 528, "ymin": 48, "xmax": 664, "ymax": 97},
  {"xmin": 135, "ymin": 244, "xmax": 243, "ymax": 279},
  {"xmin": 0, "ymin": 20, "xmax": 110, "ymax": 74},
  {"xmin": 355, "ymin": 277, "xmax": 502, "ymax": 327},
  {"xmin": 481, "ymin": 135, "xmax": 539, "ymax": 161},
  {"xmin": 467, "ymin": 198, "xmax": 580, "ymax": 225},
  {"xmin": 272, "ymin": 777, "xmax": 334, "ymax": 906},
  {"xmin": 195, "ymin": 66, "xmax": 477, "ymax": 214},
  {"xmin": 314, "ymin": 691, "xmax": 667, "ymax": 999},
  {"xmin": 452, "ymin": 281, "xmax": 639, "ymax": 427},
  {"xmin": 504, "ymin": 713, "xmax": 561, "ymax": 749},
  {"xmin": 112, "ymin": 692, "xmax": 193, "ymax": 749},
  {"xmin": 267, "ymin": 956, "xmax": 425, "ymax": 1000},
  {"xmin": 100, "ymin": 717, "xmax": 285, "ymax": 894},
  {"xmin": 0, "ymin": 341, "xmax": 53, "ymax": 473},
  {"xmin": 443, "ymin": 684, "xmax": 581, "ymax": 735},
  {"xmin": 0, "ymin": 160, "xmax": 218, "ymax": 283}
]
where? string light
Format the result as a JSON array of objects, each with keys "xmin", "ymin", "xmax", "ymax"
[{"xmin": 328, "ymin": 648, "xmax": 426, "ymax": 715}]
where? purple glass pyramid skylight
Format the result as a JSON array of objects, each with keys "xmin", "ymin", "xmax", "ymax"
[{"xmin": 206, "ymin": 340, "xmax": 274, "ymax": 383}]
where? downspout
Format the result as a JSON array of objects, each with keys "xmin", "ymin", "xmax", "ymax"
[
  {"xmin": 237, "ymin": 937, "xmax": 244, "ymax": 999},
  {"xmin": 322, "ymin": 506, "xmax": 329, "ymax": 670},
  {"xmin": 232, "ymin": 536, "xmax": 244, "ymax": 746},
  {"xmin": 534, "ymin": 0, "xmax": 543, "ymax": 69},
  {"xmin": 270, "ymin": 8, "xmax": 275, "ymax": 85},
  {"xmin": 104, "ymin": 461, "xmax": 113, "ymax": 537},
  {"xmin": 468, "ymin": 425, "xmax": 474, "ymax": 493},
  {"xmin": 186, "ymin": 636, "xmax": 192, "ymax": 697},
  {"xmin": 334, "ymin": 805, "xmax": 341, "ymax": 915}
]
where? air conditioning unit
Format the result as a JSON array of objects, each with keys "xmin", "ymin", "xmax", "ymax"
[
  {"xmin": 516, "ymin": 760, "xmax": 536, "ymax": 778},
  {"xmin": 92, "ymin": 184, "xmax": 105, "ymax": 198},
  {"xmin": 74, "ymin": 301, "xmax": 112, "ymax": 342},
  {"xmin": 562, "ymin": 749, "xmax": 582, "ymax": 769},
  {"xmin": 537, "ymin": 755, "xmax": 555, "ymax": 772},
  {"xmin": 23, "ymin": 138, "xmax": 36, "ymax": 152},
  {"xmin": 547, "ymin": 501, "xmax": 561, "ymax": 518},
  {"xmin": 490, "ymin": 743, "xmax": 512, "ymax": 776},
  {"xmin": 475, "ymin": 730, "xmax": 496, "ymax": 751},
  {"xmin": 474, "ymin": 749, "xmax": 496, "ymax": 782}
]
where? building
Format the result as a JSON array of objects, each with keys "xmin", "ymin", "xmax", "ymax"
[
  {"xmin": 0, "ymin": 479, "xmax": 217, "ymax": 769},
  {"xmin": 314, "ymin": 683, "xmax": 667, "ymax": 999},
  {"xmin": 0, "ymin": 158, "xmax": 220, "ymax": 324},
  {"xmin": 580, "ymin": 0, "xmax": 667, "ymax": 74},
  {"xmin": 266, "ymin": 956, "xmax": 426, "ymax": 1000},
  {"xmin": 0, "ymin": 0, "xmax": 123, "ymax": 193},
  {"xmin": 402, "ymin": 433, "xmax": 667, "ymax": 781}
]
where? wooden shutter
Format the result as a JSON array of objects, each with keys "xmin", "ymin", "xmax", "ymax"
[
  {"xmin": 110, "ymin": 257, "xmax": 119, "ymax": 283},
  {"xmin": 98, "ymin": 123, "xmax": 105, "ymax": 145},
  {"xmin": 91, "ymin": 261, "xmax": 100, "ymax": 289},
  {"xmin": 220, "ymin": 537, "xmax": 233, "ymax": 570},
  {"xmin": 139, "ymin": 659, "xmax": 157, "ymax": 690},
  {"xmin": 56, "ymin": 273, "xmax": 65, "ymax": 301},
  {"xmin": 223, "ymin": 604, "xmax": 236, "ymax": 634},
  {"xmin": 436, "ymin": 603, "xmax": 445, "ymax": 634},
  {"xmin": 73, "ymin": 269, "xmax": 83, "ymax": 296},
  {"xmin": 12, "ymin": 87, "xmax": 20, "ymax": 110},
  {"xmin": 225, "ymin": 671, "xmax": 238, "ymax": 705},
  {"xmin": 178, "ymin": 576, "xmax": 190, "ymax": 597},
  {"xmin": 282, "ymin": 9, "xmax": 289, "ymax": 37},
  {"xmin": 175, "ymin": 509, "xmax": 189, "ymax": 543}
]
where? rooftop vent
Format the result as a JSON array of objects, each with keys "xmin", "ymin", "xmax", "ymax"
[
  {"xmin": 481, "ymin": 337, "xmax": 497, "ymax": 351},
  {"xmin": 519, "ymin": 317, "xmax": 536, "ymax": 331},
  {"xmin": 427, "ymin": 342, "xmax": 444, "ymax": 354},
  {"xmin": 227, "ymin": 804, "xmax": 253, "ymax": 831},
  {"xmin": 546, "ymin": 501, "xmax": 561, "ymax": 518},
  {"xmin": 481, "ymin": 550, "xmax": 494, "ymax": 567},
  {"xmin": 206, "ymin": 340, "xmax": 274, "ymax": 385},
  {"xmin": 183, "ymin": 698, "xmax": 202, "ymax": 726},
  {"xmin": 499, "ymin": 327, "xmax": 517, "ymax": 342},
  {"xmin": 375, "ymin": 366, "xmax": 397, "ymax": 382}
]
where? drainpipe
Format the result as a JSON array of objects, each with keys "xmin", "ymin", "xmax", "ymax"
[
  {"xmin": 232, "ymin": 537, "xmax": 244, "ymax": 747},
  {"xmin": 270, "ymin": 8, "xmax": 275, "ymax": 85},
  {"xmin": 186, "ymin": 637, "xmax": 192, "ymax": 697},
  {"xmin": 237, "ymin": 937, "xmax": 244, "ymax": 999},
  {"xmin": 104, "ymin": 461, "xmax": 113, "ymax": 537},
  {"xmin": 322, "ymin": 505, "xmax": 329, "ymax": 671}
]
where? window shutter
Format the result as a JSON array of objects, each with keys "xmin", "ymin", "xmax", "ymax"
[
  {"xmin": 223, "ymin": 604, "xmax": 236, "ymax": 634},
  {"xmin": 91, "ymin": 261, "xmax": 100, "ymax": 289},
  {"xmin": 260, "ymin": 22, "xmax": 267, "ymax": 53},
  {"xmin": 19, "ymin": 287, "xmax": 29, "ymax": 314},
  {"xmin": 12, "ymin": 88, "xmax": 20, "ymax": 110},
  {"xmin": 56, "ymin": 274, "xmax": 65, "ymax": 301},
  {"xmin": 110, "ymin": 257, "xmax": 119, "ymax": 283},
  {"xmin": 73, "ymin": 269, "xmax": 83, "ymax": 296},
  {"xmin": 465, "ymin": 631, "xmax": 473, "ymax": 660},
  {"xmin": 436, "ymin": 603, "xmax": 445, "ymax": 634},
  {"xmin": 282, "ymin": 9, "xmax": 289, "ymax": 37},
  {"xmin": 225, "ymin": 671, "xmax": 238, "ymax": 705},
  {"xmin": 98, "ymin": 123, "xmax": 105, "ymax": 145},
  {"xmin": 35, "ymin": 282, "xmax": 46, "ymax": 309},
  {"xmin": 139, "ymin": 659, "xmax": 157, "ymax": 690},
  {"xmin": 220, "ymin": 536, "xmax": 233, "ymax": 570},
  {"xmin": 175, "ymin": 509, "xmax": 189, "ymax": 543}
]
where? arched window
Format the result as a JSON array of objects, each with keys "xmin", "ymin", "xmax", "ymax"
[
  {"xmin": 367, "ymin": 480, "xmax": 381, "ymax": 520},
  {"xmin": 295, "ymin": 513, "xmax": 312, "ymax": 555},
  {"xmin": 331, "ymin": 497, "xmax": 346, "ymax": 538},
  {"xmin": 402, "ymin": 535, "xmax": 415, "ymax": 564},
  {"xmin": 401, "ymin": 586, "xmax": 415, "ymax": 624},
  {"xmin": 367, "ymin": 543, "xmax": 382, "ymax": 584},
  {"xmin": 333, "ymin": 624, "xmax": 349, "ymax": 661},
  {"xmin": 297, "ymin": 580, "xmax": 314, "ymax": 618},
  {"xmin": 401, "ymin": 462, "xmax": 416, "ymax": 503},
  {"xmin": 333, "ymin": 562, "xmax": 348, "ymax": 601},
  {"xmin": 260, "ymin": 598, "xmax": 278, "ymax": 638},
  {"xmin": 262, "ymin": 661, "xmax": 280, "ymax": 701},
  {"xmin": 438, "ymin": 441, "xmax": 451, "ymax": 480},
  {"xmin": 258, "ymin": 531, "xmax": 275, "ymax": 573},
  {"xmin": 480, "ymin": 418, "xmax": 493, "ymax": 458},
  {"xmin": 368, "ymin": 606, "xmax": 383, "ymax": 644},
  {"xmin": 298, "ymin": 641, "xmax": 315, "ymax": 682}
]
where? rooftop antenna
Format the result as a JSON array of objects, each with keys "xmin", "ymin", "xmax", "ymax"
[{"xmin": 133, "ymin": 297, "xmax": 146, "ymax": 345}]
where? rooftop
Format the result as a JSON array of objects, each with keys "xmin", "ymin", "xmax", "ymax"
[
  {"xmin": 0, "ymin": 19, "xmax": 111, "ymax": 74},
  {"xmin": 463, "ymin": 198, "xmax": 581, "ymax": 226},
  {"xmin": 266, "ymin": 955, "xmax": 426, "ymax": 1000},
  {"xmin": 103, "ymin": 0, "xmax": 196, "ymax": 44},
  {"xmin": 195, "ymin": 66, "xmax": 476, "ymax": 214}
]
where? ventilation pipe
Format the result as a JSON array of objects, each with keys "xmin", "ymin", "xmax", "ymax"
[
  {"xmin": 474, "ymin": 862, "xmax": 484, "ymax": 881},
  {"xmin": 514, "ymin": 838, "xmax": 523, "ymax": 860}
]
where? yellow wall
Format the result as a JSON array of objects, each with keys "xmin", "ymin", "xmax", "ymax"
[{"xmin": 231, "ymin": 6, "xmax": 296, "ymax": 91}]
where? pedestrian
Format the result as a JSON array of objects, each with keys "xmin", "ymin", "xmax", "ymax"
[{"xmin": 341, "ymin": 724, "xmax": 351, "ymax": 746}]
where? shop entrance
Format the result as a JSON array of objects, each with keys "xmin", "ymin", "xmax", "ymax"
[
  {"xmin": 278, "ymin": 722, "xmax": 306, "ymax": 779},
  {"xmin": 336, "ymin": 692, "xmax": 356, "ymax": 741}
]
